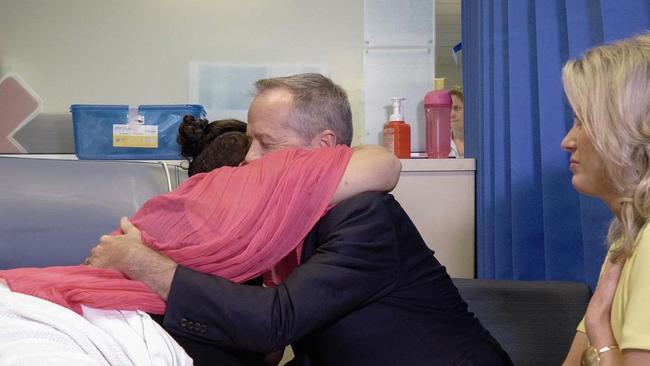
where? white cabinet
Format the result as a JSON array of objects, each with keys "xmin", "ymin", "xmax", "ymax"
[{"xmin": 391, "ymin": 158, "xmax": 475, "ymax": 278}]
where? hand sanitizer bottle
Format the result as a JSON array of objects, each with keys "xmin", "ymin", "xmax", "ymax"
[{"xmin": 383, "ymin": 97, "xmax": 411, "ymax": 159}]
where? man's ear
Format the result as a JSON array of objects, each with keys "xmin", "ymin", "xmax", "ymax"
[{"xmin": 310, "ymin": 129, "xmax": 337, "ymax": 148}]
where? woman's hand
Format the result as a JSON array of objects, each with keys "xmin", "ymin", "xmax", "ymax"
[
  {"xmin": 584, "ymin": 259, "xmax": 624, "ymax": 365},
  {"xmin": 584, "ymin": 259, "xmax": 623, "ymax": 348}
]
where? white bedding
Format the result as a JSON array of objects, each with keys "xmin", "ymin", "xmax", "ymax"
[{"xmin": 0, "ymin": 282, "xmax": 192, "ymax": 366}]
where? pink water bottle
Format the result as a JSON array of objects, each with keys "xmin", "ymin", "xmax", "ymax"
[{"xmin": 424, "ymin": 78, "xmax": 452, "ymax": 158}]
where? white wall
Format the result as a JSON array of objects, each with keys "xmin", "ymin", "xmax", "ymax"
[
  {"xmin": 436, "ymin": 59, "xmax": 462, "ymax": 89},
  {"xmin": 0, "ymin": 0, "xmax": 366, "ymax": 143},
  {"xmin": 435, "ymin": 0, "xmax": 462, "ymax": 89}
]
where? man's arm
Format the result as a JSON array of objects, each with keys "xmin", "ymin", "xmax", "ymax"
[{"xmin": 162, "ymin": 192, "xmax": 399, "ymax": 352}]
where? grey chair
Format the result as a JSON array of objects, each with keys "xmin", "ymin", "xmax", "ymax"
[
  {"xmin": 453, "ymin": 278, "xmax": 591, "ymax": 366},
  {"xmin": 0, "ymin": 157, "xmax": 183, "ymax": 269}
]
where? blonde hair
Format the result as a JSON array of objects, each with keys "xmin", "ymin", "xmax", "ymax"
[{"xmin": 562, "ymin": 32, "xmax": 650, "ymax": 262}]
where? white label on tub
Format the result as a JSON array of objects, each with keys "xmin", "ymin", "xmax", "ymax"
[{"xmin": 112, "ymin": 124, "xmax": 158, "ymax": 148}]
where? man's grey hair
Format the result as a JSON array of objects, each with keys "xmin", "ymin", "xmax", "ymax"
[{"xmin": 253, "ymin": 73, "xmax": 353, "ymax": 146}]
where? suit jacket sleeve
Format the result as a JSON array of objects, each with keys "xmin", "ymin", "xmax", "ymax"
[{"xmin": 162, "ymin": 192, "xmax": 399, "ymax": 353}]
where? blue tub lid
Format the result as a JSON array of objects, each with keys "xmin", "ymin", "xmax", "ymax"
[{"xmin": 70, "ymin": 104, "xmax": 205, "ymax": 112}]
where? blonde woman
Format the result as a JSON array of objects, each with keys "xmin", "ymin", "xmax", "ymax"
[{"xmin": 561, "ymin": 32, "xmax": 650, "ymax": 366}]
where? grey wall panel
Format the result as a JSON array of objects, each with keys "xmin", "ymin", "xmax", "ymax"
[
  {"xmin": 0, "ymin": 158, "xmax": 169, "ymax": 268},
  {"xmin": 12, "ymin": 114, "xmax": 74, "ymax": 153}
]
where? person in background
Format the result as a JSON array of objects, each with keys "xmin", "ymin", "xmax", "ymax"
[
  {"xmin": 89, "ymin": 73, "xmax": 513, "ymax": 366},
  {"xmin": 450, "ymin": 87, "xmax": 465, "ymax": 158},
  {"xmin": 561, "ymin": 33, "xmax": 650, "ymax": 366}
]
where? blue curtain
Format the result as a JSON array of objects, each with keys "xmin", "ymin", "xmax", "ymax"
[{"xmin": 462, "ymin": 0, "xmax": 650, "ymax": 288}]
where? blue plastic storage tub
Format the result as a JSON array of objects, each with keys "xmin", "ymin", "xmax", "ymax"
[{"xmin": 71, "ymin": 104, "xmax": 205, "ymax": 160}]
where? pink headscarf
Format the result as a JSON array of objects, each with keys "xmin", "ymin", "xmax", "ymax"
[{"xmin": 0, "ymin": 146, "xmax": 352, "ymax": 314}]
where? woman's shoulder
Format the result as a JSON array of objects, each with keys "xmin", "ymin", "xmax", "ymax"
[
  {"xmin": 623, "ymin": 222, "xmax": 650, "ymax": 262},
  {"xmin": 635, "ymin": 222, "xmax": 650, "ymax": 247}
]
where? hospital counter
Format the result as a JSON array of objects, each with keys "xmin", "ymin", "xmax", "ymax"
[{"xmin": 391, "ymin": 158, "xmax": 476, "ymax": 278}]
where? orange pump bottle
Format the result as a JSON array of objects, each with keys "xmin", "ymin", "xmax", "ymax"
[{"xmin": 382, "ymin": 97, "xmax": 411, "ymax": 159}]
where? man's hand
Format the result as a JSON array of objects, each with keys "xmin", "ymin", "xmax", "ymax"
[
  {"xmin": 86, "ymin": 217, "xmax": 143, "ymax": 271},
  {"xmin": 86, "ymin": 217, "xmax": 177, "ymax": 300}
]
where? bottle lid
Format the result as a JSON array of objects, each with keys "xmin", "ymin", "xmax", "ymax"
[
  {"xmin": 389, "ymin": 97, "xmax": 405, "ymax": 122},
  {"xmin": 435, "ymin": 77, "xmax": 445, "ymax": 90}
]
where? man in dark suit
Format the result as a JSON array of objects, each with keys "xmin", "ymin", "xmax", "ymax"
[{"xmin": 88, "ymin": 73, "xmax": 512, "ymax": 365}]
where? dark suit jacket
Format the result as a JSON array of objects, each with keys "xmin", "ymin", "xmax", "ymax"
[{"xmin": 163, "ymin": 192, "xmax": 513, "ymax": 366}]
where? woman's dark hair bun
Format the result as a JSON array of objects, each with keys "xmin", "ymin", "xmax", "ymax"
[
  {"xmin": 178, "ymin": 116, "xmax": 248, "ymax": 161},
  {"xmin": 177, "ymin": 117, "xmax": 249, "ymax": 176},
  {"xmin": 178, "ymin": 115, "xmax": 210, "ymax": 158}
]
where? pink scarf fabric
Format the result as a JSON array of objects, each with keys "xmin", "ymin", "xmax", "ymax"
[{"xmin": 0, "ymin": 146, "xmax": 352, "ymax": 314}]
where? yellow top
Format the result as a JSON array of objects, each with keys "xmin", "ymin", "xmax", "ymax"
[{"xmin": 577, "ymin": 223, "xmax": 650, "ymax": 350}]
